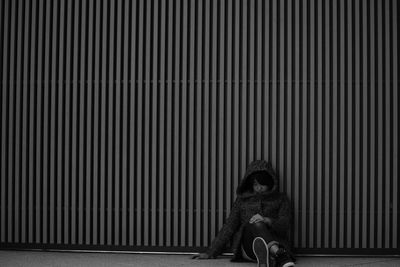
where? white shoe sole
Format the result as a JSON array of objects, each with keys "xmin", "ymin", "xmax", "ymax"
[{"xmin": 252, "ymin": 237, "xmax": 269, "ymax": 267}]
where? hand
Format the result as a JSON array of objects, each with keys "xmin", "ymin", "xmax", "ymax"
[
  {"xmin": 192, "ymin": 253, "xmax": 210, "ymax": 259},
  {"xmin": 249, "ymin": 214, "xmax": 265, "ymax": 224},
  {"xmin": 249, "ymin": 214, "xmax": 272, "ymax": 226}
]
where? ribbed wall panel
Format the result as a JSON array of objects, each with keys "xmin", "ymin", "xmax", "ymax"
[{"xmin": 0, "ymin": 0, "xmax": 399, "ymax": 254}]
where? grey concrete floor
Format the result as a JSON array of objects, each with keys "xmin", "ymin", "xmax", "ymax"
[{"xmin": 0, "ymin": 250, "xmax": 400, "ymax": 267}]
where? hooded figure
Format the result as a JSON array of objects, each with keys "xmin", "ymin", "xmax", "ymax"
[{"xmin": 201, "ymin": 160, "xmax": 295, "ymax": 266}]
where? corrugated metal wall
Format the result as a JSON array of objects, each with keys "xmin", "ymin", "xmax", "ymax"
[{"xmin": 0, "ymin": 0, "xmax": 399, "ymax": 254}]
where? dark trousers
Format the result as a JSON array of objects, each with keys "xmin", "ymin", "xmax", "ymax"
[{"xmin": 241, "ymin": 222, "xmax": 278, "ymax": 260}]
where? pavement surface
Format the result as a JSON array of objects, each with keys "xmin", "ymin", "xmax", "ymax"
[{"xmin": 0, "ymin": 250, "xmax": 400, "ymax": 266}]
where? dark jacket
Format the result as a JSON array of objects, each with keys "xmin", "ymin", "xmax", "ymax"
[{"xmin": 205, "ymin": 160, "xmax": 294, "ymax": 261}]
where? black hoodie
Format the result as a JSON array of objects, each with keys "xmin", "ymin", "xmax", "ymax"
[{"xmin": 205, "ymin": 160, "xmax": 294, "ymax": 261}]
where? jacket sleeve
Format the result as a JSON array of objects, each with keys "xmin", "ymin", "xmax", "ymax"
[
  {"xmin": 270, "ymin": 194, "xmax": 292, "ymax": 236},
  {"xmin": 205, "ymin": 198, "xmax": 241, "ymax": 258}
]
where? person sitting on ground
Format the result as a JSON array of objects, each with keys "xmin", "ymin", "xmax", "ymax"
[{"xmin": 193, "ymin": 160, "xmax": 296, "ymax": 267}]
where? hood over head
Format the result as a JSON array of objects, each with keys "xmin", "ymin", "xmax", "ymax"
[{"xmin": 236, "ymin": 160, "xmax": 279, "ymax": 198}]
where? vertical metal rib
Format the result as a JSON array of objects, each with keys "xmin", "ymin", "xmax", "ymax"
[
  {"xmin": 0, "ymin": 0, "xmax": 8, "ymax": 245},
  {"xmin": 392, "ymin": 0, "xmax": 398, "ymax": 249}
]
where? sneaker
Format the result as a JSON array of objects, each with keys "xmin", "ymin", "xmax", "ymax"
[
  {"xmin": 274, "ymin": 247, "xmax": 295, "ymax": 267},
  {"xmin": 252, "ymin": 237, "xmax": 269, "ymax": 267}
]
